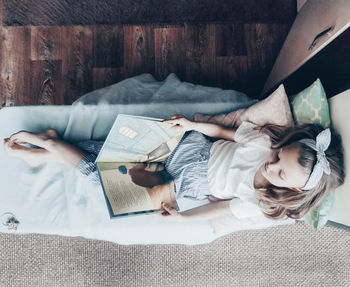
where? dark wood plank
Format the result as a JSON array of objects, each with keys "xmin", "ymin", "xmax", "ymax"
[
  {"xmin": 30, "ymin": 60, "xmax": 63, "ymax": 105},
  {"xmin": 92, "ymin": 67, "xmax": 124, "ymax": 90},
  {"xmin": 61, "ymin": 26, "xmax": 93, "ymax": 104},
  {"xmin": 183, "ymin": 24, "xmax": 216, "ymax": 87},
  {"xmin": 244, "ymin": 23, "xmax": 291, "ymax": 98},
  {"xmin": 216, "ymin": 56, "xmax": 248, "ymax": 91},
  {"xmin": 123, "ymin": 25, "xmax": 155, "ymax": 78},
  {"xmin": 0, "ymin": 20, "xmax": 295, "ymax": 105},
  {"xmin": 30, "ymin": 26, "xmax": 62, "ymax": 60},
  {"xmin": 92, "ymin": 25, "xmax": 123, "ymax": 68},
  {"xmin": 0, "ymin": 0, "xmax": 3, "ymax": 25},
  {"xmin": 215, "ymin": 24, "xmax": 246, "ymax": 57},
  {"xmin": 154, "ymin": 27, "xmax": 185, "ymax": 81},
  {"xmin": 2, "ymin": 0, "xmax": 297, "ymax": 27},
  {"xmin": 0, "ymin": 27, "xmax": 31, "ymax": 106}
]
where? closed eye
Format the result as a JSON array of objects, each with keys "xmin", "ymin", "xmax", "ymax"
[
  {"xmin": 277, "ymin": 150, "xmax": 285, "ymax": 180},
  {"xmin": 279, "ymin": 170, "xmax": 283, "ymax": 180},
  {"xmin": 279, "ymin": 170, "xmax": 286, "ymax": 180}
]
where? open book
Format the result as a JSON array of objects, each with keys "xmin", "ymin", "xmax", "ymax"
[{"xmin": 95, "ymin": 114, "xmax": 185, "ymax": 218}]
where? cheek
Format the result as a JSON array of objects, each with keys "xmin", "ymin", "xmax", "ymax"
[
  {"xmin": 270, "ymin": 175, "xmax": 281, "ymax": 185},
  {"xmin": 295, "ymin": 174, "xmax": 309, "ymax": 189},
  {"xmin": 265, "ymin": 172, "xmax": 285, "ymax": 187},
  {"xmin": 262, "ymin": 169, "xmax": 278, "ymax": 184}
]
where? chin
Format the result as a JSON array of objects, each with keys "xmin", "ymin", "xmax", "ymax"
[{"xmin": 261, "ymin": 168, "xmax": 268, "ymax": 181}]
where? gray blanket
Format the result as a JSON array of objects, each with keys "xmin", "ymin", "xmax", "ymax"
[{"xmin": 73, "ymin": 73, "xmax": 254, "ymax": 105}]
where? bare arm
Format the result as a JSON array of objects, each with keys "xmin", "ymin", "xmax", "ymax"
[
  {"xmin": 193, "ymin": 121, "xmax": 236, "ymax": 141},
  {"xmin": 163, "ymin": 115, "xmax": 236, "ymax": 141},
  {"xmin": 160, "ymin": 200, "xmax": 232, "ymax": 222}
]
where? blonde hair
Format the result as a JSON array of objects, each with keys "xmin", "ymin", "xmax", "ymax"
[{"xmin": 255, "ymin": 123, "xmax": 345, "ymax": 220}]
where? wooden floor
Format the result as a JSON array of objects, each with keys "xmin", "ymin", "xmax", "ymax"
[{"xmin": 0, "ymin": 5, "xmax": 294, "ymax": 106}]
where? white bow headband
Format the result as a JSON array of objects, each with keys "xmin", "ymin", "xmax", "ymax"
[{"xmin": 299, "ymin": 128, "xmax": 331, "ymax": 190}]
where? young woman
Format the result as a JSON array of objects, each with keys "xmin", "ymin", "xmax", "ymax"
[{"xmin": 4, "ymin": 115, "xmax": 345, "ymax": 223}]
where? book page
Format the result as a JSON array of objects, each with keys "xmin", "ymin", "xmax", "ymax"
[
  {"xmin": 96, "ymin": 114, "xmax": 184, "ymax": 163},
  {"xmin": 98, "ymin": 162, "xmax": 178, "ymax": 216},
  {"xmin": 100, "ymin": 168, "xmax": 154, "ymax": 215}
]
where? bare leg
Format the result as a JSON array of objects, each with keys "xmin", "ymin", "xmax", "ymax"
[{"xmin": 4, "ymin": 129, "xmax": 88, "ymax": 169}]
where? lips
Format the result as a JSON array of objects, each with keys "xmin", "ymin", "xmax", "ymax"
[
  {"xmin": 264, "ymin": 163, "xmax": 268, "ymax": 173},
  {"xmin": 263, "ymin": 163, "xmax": 269, "ymax": 177}
]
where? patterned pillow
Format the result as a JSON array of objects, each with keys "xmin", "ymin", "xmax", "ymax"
[
  {"xmin": 194, "ymin": 84, "xmax": 294, "ymax": 128},
  {"xmin": 291, "ymin": 78, "xmax": 334, "ymax": 229},
  {"xmin": 291, "ymin": 78, "xmax": 331, "ymax": 128},
  {"xmin": 301, "ymin": 191, "xmax": 335, "ymax": 229}
]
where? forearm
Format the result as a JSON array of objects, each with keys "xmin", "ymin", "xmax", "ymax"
[
  {"xmin": 192, "ymin": 122, "xmax": 236, "ymax": 141},
  {"xmin": 164, "ymin": 115, "xmax": 235, "ymax": 141},
  {"xmin": 180, "ymin": 200, "xmax": 232, "ymax": 222}
]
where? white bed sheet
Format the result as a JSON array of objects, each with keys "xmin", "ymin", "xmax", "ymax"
[{"xmin": 0, "ymin": 103, "xmax": 295, "ymax": 245}]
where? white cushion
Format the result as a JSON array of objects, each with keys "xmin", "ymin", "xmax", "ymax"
[{"xmin": 328, "ymin": 89, "xmax": 350, "ymax": 227}]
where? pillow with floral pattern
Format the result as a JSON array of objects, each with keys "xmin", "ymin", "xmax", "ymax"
[{"xmin": 291, "ymin": 78, "xmax": 334, "ymax": 229}]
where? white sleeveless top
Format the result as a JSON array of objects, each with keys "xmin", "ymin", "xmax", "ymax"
[{"xmin": 207, "ymin": 121, "xmax": 271, "ymax": 219}]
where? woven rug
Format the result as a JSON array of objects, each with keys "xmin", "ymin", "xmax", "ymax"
[
  {"xmin": 0, "ymin": 221, "xmax": 349, "ymax": 286},
  {"xmin": 3, "ymin": 0, "xmax": 296, "ymax": 26}
]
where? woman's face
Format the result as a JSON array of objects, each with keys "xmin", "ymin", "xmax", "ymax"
[{"xmin": 260, "ymin": 144, "xmax": 309, "ymax": 190}]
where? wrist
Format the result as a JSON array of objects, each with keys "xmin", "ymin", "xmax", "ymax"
[{"xmin": 188, "ymin": 121, "xmax": 198, "ymax": 132}]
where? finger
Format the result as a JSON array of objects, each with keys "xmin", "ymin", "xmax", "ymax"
[
  {"xmin": 156, "ymin": 210, "xmax": 170, "ymax": 217},
  {"xmin": 171, "ymin": 114, "xmax": 185, "ymax": 119},
  {"xmin": 163, "ymin": 119, "xmax": 179, "ymax": 125},
  {"xmin": 9, "ymin": 135, "xmax": 17, "ymax": 143},
  {"xmin": 162, "ymin": 203, "xmax": 175, "ymax": 214},
  {"xmin": 9, "ymin": 131, "xmax": 23, "ymax": 141},
  {"xmin": 9, "ymin": 134, "xmax": 26, "ymax": 144},
  {"xmin": 134, "ymin": 163, "xmax": 147, "ymax": 170}
]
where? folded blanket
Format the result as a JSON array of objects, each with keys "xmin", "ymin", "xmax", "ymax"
[{"xmin": 73, "ymin": 73, "xmax": 251, "ymax": 105}]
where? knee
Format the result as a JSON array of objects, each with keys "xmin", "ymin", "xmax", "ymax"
[
  {"xmin": 45, "ymin": 128, "xmax": 59, "ymax": 138},
  {"xmin": 44, "ymin": 138, "xmax": 58, "ymax": 149},
  {"xmin": 9, "ymin": 130, "xmax": 26, "ymax": 141}
]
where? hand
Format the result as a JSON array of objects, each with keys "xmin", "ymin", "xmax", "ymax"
[
  {"xmin": 157, "ymin": 202, "xmax": 185, "ymax": 222},
  {"xmin": 163, "ymin": 114, "xmax": 196, "ymax": 132}
]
